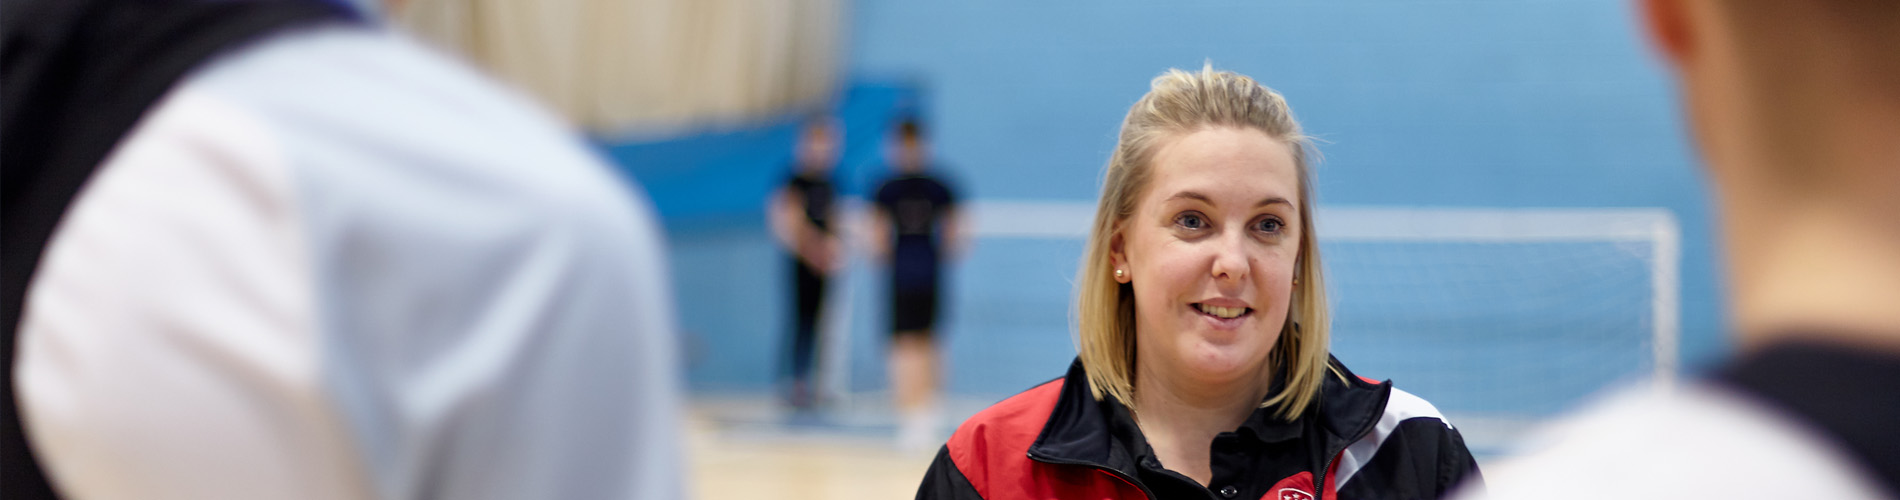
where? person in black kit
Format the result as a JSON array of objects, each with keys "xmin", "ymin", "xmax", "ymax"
[
  {"xmin": 769, "ymin": 116, "xmax": 844, "ymax": 410},
  {"xmin": 870, "ymin": 117, "xmax": 965, "ymax": 450}
]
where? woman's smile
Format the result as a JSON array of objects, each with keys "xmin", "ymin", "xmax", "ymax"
[{"xmin": 1190, "ymin": 298, "xmax": 1252, "ymax": 330}]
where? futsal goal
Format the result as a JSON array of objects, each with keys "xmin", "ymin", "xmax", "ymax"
[{"xmin": 817, "ymin": 202, "xmax": 1677, "ymax": 454}]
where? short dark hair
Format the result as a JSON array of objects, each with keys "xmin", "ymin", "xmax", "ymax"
[
  {"xmin": 804, "ymin": 113, "xmax": 836, "ymax": 135},
  {"xmin": 896, "ymin": 117, "xmax": 924, "ymax": 141}
]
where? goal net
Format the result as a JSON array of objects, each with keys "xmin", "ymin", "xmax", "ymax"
[
  {"xmin": 1317, "ymin": 207, "xmax": 1678, "ymax": 453},
  {"xmin": 826, "ymin": 203, "xmax": 1679, "ymax": 453}
]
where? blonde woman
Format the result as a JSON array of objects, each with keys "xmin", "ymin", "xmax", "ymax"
[{"xmin": 916, "ymin": 66, "xmax": 1480, "ymax": 500}]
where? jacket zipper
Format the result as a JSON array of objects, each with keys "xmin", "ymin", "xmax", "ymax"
[
  {"xmin": 1030, "ymin": 421, "xmax": 1371, "ymax": 500},
  {"xmin": 1316, "ymin": 453, "xmax": 1336, "ymax": 500},
  {"xmin": 1316, "ymin": 383, "xmax": 1393, "ymax": 500},
  {"xmin": 1317, "ymin": 424, "xmax": 1377, "ymax": 500},
  {"xmin": 1025, "ymin": 450, "xmax": 1161, "ymax": 500}
]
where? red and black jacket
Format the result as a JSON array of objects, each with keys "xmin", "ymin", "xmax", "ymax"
[{"xmin": 917, "ymin": 357, "xmax": 1481, "ymax": 500}]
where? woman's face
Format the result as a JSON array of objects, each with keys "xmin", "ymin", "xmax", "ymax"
[{"xmin": 1112, "ymin": 126, "xmax": 1302, "ymax": 389}]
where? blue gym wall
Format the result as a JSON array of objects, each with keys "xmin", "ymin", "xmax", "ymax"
[{"xmin": 605, "ymin": 0, "xmax": 1725, "ymax": 403}]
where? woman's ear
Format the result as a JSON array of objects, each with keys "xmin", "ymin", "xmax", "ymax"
[{"xmin": 1109, "ymin": 229, "xmax": 1131, "ymax": 283}]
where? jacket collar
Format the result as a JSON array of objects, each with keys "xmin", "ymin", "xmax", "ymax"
[{"xmin": 1027, "ymin": 356, "xmax": 1392, "ymax": 470}]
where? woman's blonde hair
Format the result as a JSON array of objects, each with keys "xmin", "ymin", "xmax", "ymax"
[{"xmin": 1076, "ymin": 64, "xmax": 1332, "ymax": 421}]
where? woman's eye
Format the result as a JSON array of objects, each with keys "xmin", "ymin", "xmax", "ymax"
[
  {"xmin": 1255, "ymin": 218, "xmax": 1284, "ymax": 233},
  {"xmin": 1174, "ymin": 213, "xmax": 1208, "ymax": 230}
]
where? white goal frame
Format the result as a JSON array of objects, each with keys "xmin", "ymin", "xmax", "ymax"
[{"xmin": 962, "ymin": 201, "xmax": 1682, "ymax": 387}]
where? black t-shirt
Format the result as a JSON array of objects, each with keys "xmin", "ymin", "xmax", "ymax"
[
  {"xmin": 1715, "ymin": 340, "xmax": 1900, "ymax": 496},
  {"xmin": 784, "ymin": 169, "xmax": 835, "ymax": 234},
  {"xmin": 873, "ymin": 171, "xmax": 957, "ymax": 290}
]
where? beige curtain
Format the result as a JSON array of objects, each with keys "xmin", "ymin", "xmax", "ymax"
[{"xmin": 396, "ymin": 0, "xmax": 843, "ymax": 136}]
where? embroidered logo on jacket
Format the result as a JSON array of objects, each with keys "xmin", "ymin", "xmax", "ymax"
[{"xmin": 1267, "ymin": 471, "xmax": 1316, "ymax": 500}]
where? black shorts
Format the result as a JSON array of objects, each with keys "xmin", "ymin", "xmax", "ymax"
[
  {"xmin": 793, "ymin": 259, "xmax": 826, "ymax": 330},
  {"xmin": 891, "ymin": 286, "xmax": 938, "ymax": 335}
]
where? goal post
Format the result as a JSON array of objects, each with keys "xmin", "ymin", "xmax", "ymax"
[
  {"xmin": 956, "ymin": 203, "xmax": 1680, "ymax": 380},
  {"xmin": 942, "ymin": 201, "xmax": 1681, "ymax": 451},
  {"xmin": 1318, "ymin": 207, "xmax": 1680, "ymax": 389},
  {"xmin": 819, "ymin": 201, "xmax": 1678, "ymax": 453}
]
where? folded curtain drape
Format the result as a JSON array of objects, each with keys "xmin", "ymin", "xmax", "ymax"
[{"xmin": 397, "ymin": 0, "xmax": 841, "ymax": 135}]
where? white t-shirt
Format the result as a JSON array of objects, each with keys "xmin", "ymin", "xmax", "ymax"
[
  {"xmin": 16, "ymin": 24, "xmax": 683, "ymax": 500},
  {"xmin": 1456, "ymin": 381, "xmax": 1890, "ymax": 500}
]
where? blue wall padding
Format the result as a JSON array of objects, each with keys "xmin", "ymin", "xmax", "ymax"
[
  {"xmin": 599, "ymin": 1, "xmax": 1729, "ymax": 406},
  {"xmin": 597, "ymin": 82, "xmax": 924, "ymax": 230}
]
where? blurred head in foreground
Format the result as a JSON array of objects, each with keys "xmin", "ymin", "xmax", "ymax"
[
  {"xmin": 1645, "ymin": 0, "xmax": 1900, "ymax": 348},
  {"xmin": 1456, "ymin": 3, "xmax": 1900, "ymax": 498}
]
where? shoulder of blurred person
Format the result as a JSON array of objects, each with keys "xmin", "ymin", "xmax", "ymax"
[
  {"xmin": 11, "ymin": 11, "xmax": 682, "ymax": 500},
  {"xmin": 1454, "ymin": 342, "xmax": 1897, "ymax": 500},
  {"xmin": 873, "ymin": 169, "xmax": 958, "ymax": 212},
  {"xmin": 916, "ymin": 168, "xmax": 958, "ymax": 204}
]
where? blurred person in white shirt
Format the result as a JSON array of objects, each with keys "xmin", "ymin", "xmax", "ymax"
[
  {"xmin": 1, "ymin": 0, "xmax": 683, "ymax": 499},
  {"xmin": 1459, "ymin": 1, "xmax": 1900, "ymax": 498}
]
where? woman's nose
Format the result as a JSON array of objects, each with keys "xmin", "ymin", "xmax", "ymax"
[{"xmin": 1209, "ymin": 230, "xmax": 1249, "ymax": 283}]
